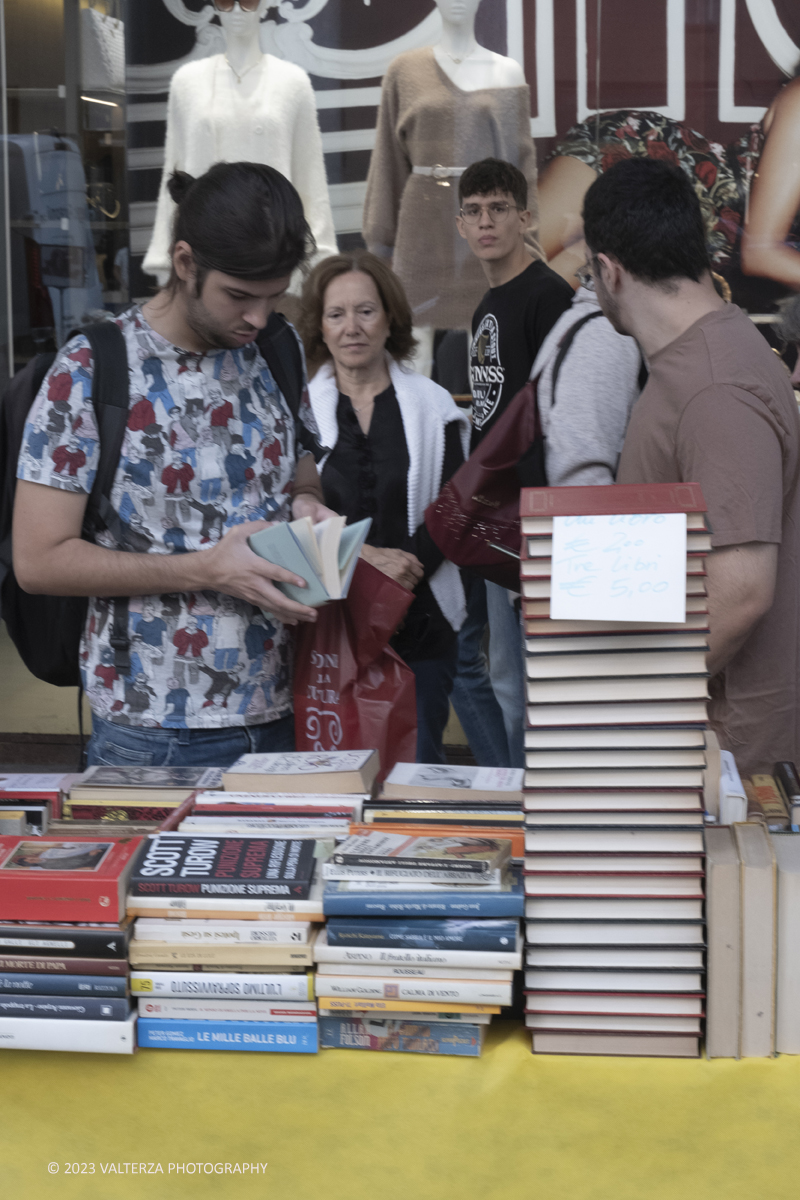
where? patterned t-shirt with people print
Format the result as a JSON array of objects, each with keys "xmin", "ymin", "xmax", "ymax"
[{"xmin": 16, "ymin": 305, "xmax": 321, "ymax": 729}]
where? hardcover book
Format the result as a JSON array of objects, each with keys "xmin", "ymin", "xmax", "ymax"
[
  {"xmin": 318, "ymin": 1016, "xmax": 485, "ymax": 1056},
  {"xmin": 381, "ymin": 763, "xmax": 523, "ymax": 802},
  {"xmin": 324, "ymin": 917, "xmax": 519, "ymax": 952},
  {"xmin": 0, "ymin": 921, "xmax": 131, "ymax": 959},
  {"xmin": 326, "ymin": 832, "xmax": 511, "ymax": 878},
  {"xmin": 70, "ymin": 766, "xmax": 221, "ymax": 804},
  {"xmin": 0, "ymin": 837, "xmax": 143, "ymax": 922},
  {"xmin": 322, "ymin": 867, "xmax": 525, "ymax": 919},
  {"xmin": 0, "ymin": 1011, "xmax": 136, "ymax": 1053},
  {"xmin": 129, "ymin": 969, "xmax": 313, "ymax": 1001},
  {"xmin": 222, "ymin": 751, "xmax": 379, "ymax": 795},
  {"xmin": 136, "ymin": 996, "xmax": 317, "ymax": 1022},
  {"xmin": 0, "ymin": 994, "xmax": 129, "ymax": 1020},
  {"xmin": 136, "ymin": 1017, "xmax": 318, "ymax": 1053},
  {"xmin": 128, "ymin": 835, "xmax": 316, "ymax": 899},
  {"xmin": 0, "ymin": 972, "xmax": 127, "ymax": 997}
]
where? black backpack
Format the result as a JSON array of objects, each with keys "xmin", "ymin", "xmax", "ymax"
[
  {"xmin": 0, "ymin": 321, "xmax": 130, "ymax": 687},
  {"xmin": 0, "ymin": 310, "xmax": 318, "ymax": 689}
]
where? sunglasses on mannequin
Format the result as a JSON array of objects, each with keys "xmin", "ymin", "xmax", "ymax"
[{"xmin": 212, "ymin": 1, "xmax": 261, "ymax": 12}]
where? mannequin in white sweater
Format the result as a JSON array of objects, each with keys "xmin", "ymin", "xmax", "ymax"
[{"xmin": 143, "ymin": 0, "xmax": 337, "ymax": 288}]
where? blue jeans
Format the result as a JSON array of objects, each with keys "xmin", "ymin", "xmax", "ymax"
[
  {"xmin": 408, "ymin": 642, "xmax": 458, "ymax": 765},
  {"xmin": 86, "ymin": 711, "xmax": 295, "ymax": 769},
  {"xmin": 485, "ymin": 581, "xmax": 526, "ymax": 770},
  {"xmin": 450, "ymin": 575, "xmax": 511, "ymax": 767}
]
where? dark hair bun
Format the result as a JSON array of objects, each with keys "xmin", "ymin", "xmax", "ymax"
[{"xmin": 167, "ymin": 170, "xmax": 196, "ymax": 206}]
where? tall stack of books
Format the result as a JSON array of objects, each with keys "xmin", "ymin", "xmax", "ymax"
[
  {"xmin": 0, "ymin": 835, "xmax": 141, "ymax": 1053},
  {"xmin": 521, "ymin": 484, "xmax": 709, "ymax": 1058},
  {"xmin": 317, "ymin": 823, "xmax": 523, "ymax": 1057}
]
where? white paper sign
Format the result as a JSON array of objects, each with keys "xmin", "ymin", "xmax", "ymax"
[{"xmin": 550, "ymin": 513, "xmax": 688, "ymax": 623}]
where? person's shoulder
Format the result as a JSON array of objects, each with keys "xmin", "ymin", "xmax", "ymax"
[
  {"xmin": 393, "ymin": 364, "xmax": 462, "ymax": 417},
  {"xmin": 524, "ymin": 260, "xmax": 575, "ymax": 303}
]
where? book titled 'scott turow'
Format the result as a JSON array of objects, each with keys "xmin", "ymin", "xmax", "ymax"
[{"xmin": 129, "ymin": 836, "xmax": 316, "ymax": 899}]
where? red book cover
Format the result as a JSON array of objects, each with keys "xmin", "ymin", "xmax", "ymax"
[
  {"xmin": 520, "ymin": 482, "xmax": 707, "ymax": 519},
  {"xmin": 0, "ymin": 836, "xmax": 144, "ymax": 922}
]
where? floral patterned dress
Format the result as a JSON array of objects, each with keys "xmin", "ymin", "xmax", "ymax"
[{"xmin": 548, "ymin": 109, "xmax": 800, "ymax": 289}]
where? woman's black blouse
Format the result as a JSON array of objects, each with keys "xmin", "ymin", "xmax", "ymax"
[{"xmin": 320, "ymin": 384, "xmax": 464, "ymax": 661}]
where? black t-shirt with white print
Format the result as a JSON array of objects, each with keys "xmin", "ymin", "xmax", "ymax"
[{"xmin": 469, "ymin": 260, "xmax": 573, "ymax": 452}]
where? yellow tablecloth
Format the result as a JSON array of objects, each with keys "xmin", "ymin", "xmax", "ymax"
[{"xmin": 2, "ymin": 1020, "xmax": 798, "ymax": 1200}]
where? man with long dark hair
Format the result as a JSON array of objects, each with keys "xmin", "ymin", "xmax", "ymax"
[
  {"xmin": 584, "ymin": 157, "xmax": 800, "ymax": 775},
  {"xmin": 14, "ymin": 162, "xmax": 334, "ymax": 766}
]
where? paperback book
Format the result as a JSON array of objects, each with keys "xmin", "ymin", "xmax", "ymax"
[{"xmin": 129, "ymin": 835, "xmax": 316, "ymax": 899}]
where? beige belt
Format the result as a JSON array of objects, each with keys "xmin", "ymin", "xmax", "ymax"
[{"xmin": 412, "ymin": 164, "xmax": 467, "ymax": 184}]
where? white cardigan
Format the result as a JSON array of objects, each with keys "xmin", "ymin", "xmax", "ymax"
[
  {"xmin": 143, "ymin": 54, "xmax": 337, "ymax": 286},
  {"xmin": 309, "ymin": 358, "xmax": 470, "ymax": 632}
]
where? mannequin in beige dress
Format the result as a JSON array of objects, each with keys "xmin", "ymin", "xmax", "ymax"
[{"xmin": 363, "ymin": 0, "xmax": 540, "ymax": 371}]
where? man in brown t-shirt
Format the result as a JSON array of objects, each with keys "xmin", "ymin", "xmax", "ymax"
[{"xmin": 582, "ymin": 158, "xmax": 800, "ymax": 775}]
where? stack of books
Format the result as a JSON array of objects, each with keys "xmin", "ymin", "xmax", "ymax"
[
  {"xmin": 317, "ymin": 826, "xmax": 523, "ymax": 1056},
  {"xmin": 62, "ymin": 766, "xmax": 223, "ymax": 827},
  {"xmin": 357, "ymin": 763, "xmax": 525, "ymax": 857},
  {"xmin": 0, "ymin": 834, "xmax": 141, "ymax": 1053},
  {"xmin": 129, "ymin": 833, "xmax": 321, "ymax": 1053},
  {"xmin": 0, "ymin": 771, "xmax": 80, "ymax": 827},
  {"xmin": 521, "ymin": 483, "xmax": 710, "ymax": 1058}
]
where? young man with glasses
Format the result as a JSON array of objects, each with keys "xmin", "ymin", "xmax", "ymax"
[{"xmin": 450, "ymin": 158, "xmax": 572, "ymax": 768}]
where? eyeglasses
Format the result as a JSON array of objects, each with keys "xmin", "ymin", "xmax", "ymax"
[
  {"xmin": 575, "ymin": 259, "xmax": 596, "ymax": 291},
  {"xmin": 459, "ymin": 201, "xmax": 521, "ymax": 224},
  {"xmin": 212, "ymin": 1, "xmax": 260, "ymax": 12}
]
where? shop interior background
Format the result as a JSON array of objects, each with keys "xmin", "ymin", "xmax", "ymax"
[{"xmin": 0, "ymin": 0, "xmax": 797, "ymax": 385}]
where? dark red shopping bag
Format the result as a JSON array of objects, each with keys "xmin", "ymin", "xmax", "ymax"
[{"xmin": 293, "ymin": 559, "xmax": 417, "ymax": 783}]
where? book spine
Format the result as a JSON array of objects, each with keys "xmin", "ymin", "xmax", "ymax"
[
  {"xmin": 132, "ymin": 925, "xmax": 309, "ymax": 946},
  {"xmin": 0, "ymin": 955, "xmax": 129, "ymax": 976},
  {"xmin": 322, "ymin": 865, "xmax": 498, "ymax": 884},
  {"xmin": 127, "ymin": 944, "xmax": 313, "ymax": 967},
  {"xmin": 136, "ymin": 1018, "xmax": 318, "ymax": 1053},
  {"xmin": 519, "ymin": 482, "xmax": 706, "ymax": 517},
  {"xmin": 64, "ymin": 803, "xmax": 179, "ymax": 821},
  {"xmin": 0, "ymin": 926, "xmax": 131, "ymax": 958},
  {"xmin": 136, "ymin": 998, "xmax": 317, "ymax": 1021},
  {"xmin": 0, "ymin": 972, "xmax": 127, "ymax": 997},
  {"xmin": 0, "ymin": 894, "xmax": 118, "ymax": 925},
  {"xmin": 332, "ymin": 851, "xmax": 488, "ymax": 875},
  {"xmin": 0, "ymin": 1013, "xmax": 136, "ymax": 1052},
  {"xmin": 0, "ymin": 995, "xmax": 130, "ymax": 1020},
  {"xmin": 126, "ymin": 902, "xmax": 322, "ymax": 921},
  {"xmin": 322, "ymin": 892, "xmax": 524, "ymax": 919},
  {"xmin": 318, "ymin": 1017, "xmax": 483, "ymax": 1056},
  {"xmin": 128, "ymin": 879, "xmax": 312, "ymax": 899},
  {"xmin": 325, "ymin": 922, "xmax": 519, "ymax": 952},
  {"xmin": 320, "ymin": 996, "xmax": 499, "ymax": 1014},
  {"xmin": 314, "ymin": 944, "xmax": 521, "ymax": 969},
  {"xmin": 314, "ymin": 977, "xmax": 512, "ymax": 1005},
  {"xmin": 129, "ymin": 970, "xmax": 313, "ymax": 1001}
]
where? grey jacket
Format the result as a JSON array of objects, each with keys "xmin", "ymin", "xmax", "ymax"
[{"xmin": 531, "ymin": 287, "xmax": 642, "ymax": 487}]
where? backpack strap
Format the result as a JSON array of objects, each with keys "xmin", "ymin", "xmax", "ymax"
[
  {"xmin": 71, "ymin": 321, "xmax": 132, "ymax": 676},
  {"xmin": 257, "ymin": 312, "xmax": 326, "ymax": 463},
  {"xmin": 549, "ymin": 310, "xmax": 604, "ymax": 406}
]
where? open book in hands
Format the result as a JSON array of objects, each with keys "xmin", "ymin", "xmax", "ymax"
[{"xmin": 248, "ymin": 516, "xmax": 372, "ymax": 607}]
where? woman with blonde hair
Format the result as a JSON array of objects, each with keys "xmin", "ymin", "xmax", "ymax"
[{"xmin": 299, "ymin": 252, "xmax": 469, "ymax": 763}]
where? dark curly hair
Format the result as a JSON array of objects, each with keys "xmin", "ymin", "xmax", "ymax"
[{"xmin": 298, "ymin": 252, "xmax": 417, "ymax": 373}]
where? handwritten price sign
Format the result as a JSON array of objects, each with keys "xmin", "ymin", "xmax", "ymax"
[{"xmin": 550, "ymin": 513, "xmax": 687, "ymax": 623}]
